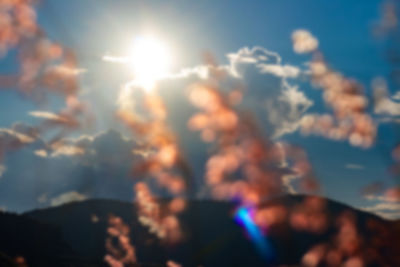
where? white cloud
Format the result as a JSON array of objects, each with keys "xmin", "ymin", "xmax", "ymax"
[
  {"xmin": 372, "ymin": 210, "xmax": 400, "ymax": 220},
  {"xmin": 373, "ymin": 77, "xmax": 400, "ymax": 117},
  {"xmin": 392, "ymin": 91, "xmax": 400, "ymax": 100},
  {"xmin": 258, "ymin": 64, "xmax": 301, "ymax": 78},
  {"xmin": 113, "ymin": 45, "xmax": 311, "ymax": 138},
  {"xmin": 50, "ymin": 191, "xmax": 87, "ymax": 207},
  {"xmin": 361, "ymin": 187, "xmax": 400, "ymax": 219},
  {"xmin": 51, "ymin": 145, "xmax": 85, "ymax": 157},
  {"xmin": 268, "ymin": 83, "xmax": 313, "ymax": 138},
  {"xmin": 34, "ymin": 149, "xmax": 48, "ymax": 158},
  {"xmin": 374, "ymin": 98, "xmax": 400, "ymax": 116},
  {"xmin": 361, "ymin": 202, "xmax": 400, "ymax": 211},
  {"xmin": 360, "ymin": 202, "xmax": 400, "ymax": 220},
  {"xmin": 292, "ymin": 29, "xmax": 319, "ymax": 54},
  {"xmin": 282, "ymin": 174, "xmax": 300, "ymax": 194},
  {"xmin": 226, "ymin": 46, "xmax": 294, "ymax": 78},
  {"xmin": 102, "ymin": 55, "xmax": 130, "ymax": 63},
  {"xmin": 29, "ymin": 111, "xmax": 69, "ymax": 123},
  {"xmin": 223, "ymin": 46, "xmax": 312, "ymax": 137},
  {"xmin": 46, "ymin": 65, "xmax": 87, "ymax": 76}
]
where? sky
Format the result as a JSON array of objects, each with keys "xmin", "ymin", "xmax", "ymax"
[{"xmin": 0, "ymin": 0, "xmax": 399, "ymax": 219}]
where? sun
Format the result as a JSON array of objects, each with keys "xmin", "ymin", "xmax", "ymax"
[{"xmin": 129, "ymin": 35, "xmax": 171, "ymax": 91}]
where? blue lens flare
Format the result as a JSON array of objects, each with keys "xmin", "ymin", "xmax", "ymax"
[{"xmin": 234, "ymin": 206, "xmax": 274, "ymax": 261}]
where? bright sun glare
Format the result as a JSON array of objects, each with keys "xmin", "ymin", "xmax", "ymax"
[{"xmin": 129, "ymin": 36, "xmax": 171, "ymax": 91}]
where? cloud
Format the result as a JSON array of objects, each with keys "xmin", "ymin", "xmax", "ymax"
[
  {"xmin": 45, "ymin": 65, "xmax": 87, "ymax": 76},
  {"xmin": 102, "ymin": 55, "xmax": 130, "ymax": 64},
  {"xmin": 360, "ymin": 202, "xmax": 400, "ymax": 220},
  {"xmin": 34, "ymin": 149, "xmax": 48, "ymax": 158},
  {"xmin": 29, "ymin": 111, "xmax": 69, "ymax": 123},
  {"xmin": 267, "ymin": 83, "xmax": 313, "ymax": 138},
  {"xmin": 258, "ymin": 64, "xmax": 301, "ymax": 78},
  {"xmin": 291, "ymin": 30, "xmax": 319, "ymax": 54},
  {"xmin": 226, "ymin": 46, "xmax": 301, "ymax": 78},
  {"xmin": 373, "ymin": 77, "xmax": 400, "ymax": 116},
  {"xmin": 372, "ymin": 210, "xmax": 400, "ymax": 220},
  {"xmin": 392, "ymin": 91, "xmax": 400, "ymax": 100},
  {"xmin": 374, "ymin": 97, "xmax": 400, "ymax": 116},
  {"xmin": 0, "ymin": 128, "xmax": 142, "ymax": 212},
  {"xmin": 51, "ymin": 145, "xmax": 85, "ymax": 157},
  {"xmin": 225, "ymin": 47, "xmax": 311, "ymax": 137},
  {"xmin": 361, "ymin": 202, "xmax": 400, "ymax": 211},
  {"xmin": 364, "ymin": 187, "xmax": 400, "ymax": 202},
  {"xmin": 50, "ymin": 191, "xmax": 87, "ymax": 207},
  {"xmin": 11, "ymin": 122, "xmax": 39, "ymax": 139},
  {"xmin": 361, "ymin": 187, "xmax": 400, "ymax": 219},
  {"xmin": 223, "ymin": 47, "xmax": 312, "ymax": 137},
  {"xmin": 113, "ymin": 45, "xmax": 311, "ymax": 139},
  {"xmin": 0, "ymin": 127, "xmax": 37, "ymax": 148},
  {"xmin": 162, "ymin": 65, "xmax": 212, "ymax": 80},
  {"xmin": 345, "ymin": 164, "xmax": 365, "ymax": 170},
  {"xmin": 282, "ymin": 174, "xmax": 300, "ymax": 194}
]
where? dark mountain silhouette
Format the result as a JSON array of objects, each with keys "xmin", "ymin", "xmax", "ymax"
[
  {"xmin": 0, "ymin": 195, "xmax": 398, "ymax": 266},
  {"xmin": 0, "ymin": 211, "xmax": 77, "ymax": 266}
]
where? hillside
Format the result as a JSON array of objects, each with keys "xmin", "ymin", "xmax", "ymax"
[{"xmin": 21, "ymin": 195, "xmax": 400, "ymax": 266}]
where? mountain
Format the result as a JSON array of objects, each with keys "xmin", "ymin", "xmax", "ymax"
[
  {"xmin": 0, "ymin": 211, "xmax": 77, "ymax": 266},
  {"xmin": 0, "ymin": 195, "xmax": 398, "ymax": 266}
]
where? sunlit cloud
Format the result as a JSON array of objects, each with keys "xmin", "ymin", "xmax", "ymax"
[
  {"xmin": 102, "ymin": 55, "xmax": 130, "ymax": 63},
  {"xmin": 50, "ymin": 191, "xmax": 87, "ymax": 207},
  {"xmin": 258, "ymin": 64, "xmax": 301, "ymax": 78},
  {"xmin": 110, "ymin": 45, "xmax": 311, "ymax": 140},
  {"xmin": 45, "ymin": 65, "xmax": 87, "ymax": 76},
  {"xmin": 29, "ymin": 111, "xmax": 69, "ymax": 123},
  {"xmin": 0, "ymin": 128, "xmax": 36, "ymax": 145},
  {"xmin": 34, "ymin": 149, "xmax": 48, "ymax": 158},
  {"xmin": 51, "ymin": 144, "xmax": 85, "ymax": 157},
  {"xmin": 292, "ymin": 30, "xmax": 319, "ymax": 54}
]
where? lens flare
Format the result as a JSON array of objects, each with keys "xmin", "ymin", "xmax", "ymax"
[{"xmin": 234, "ymin": 207, "xmax": 274, "ymax": 261}]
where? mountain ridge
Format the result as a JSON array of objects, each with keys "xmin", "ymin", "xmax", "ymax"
[{"xmin": 0, "ymin": 194, "xmax": 398, "ymax": 266}]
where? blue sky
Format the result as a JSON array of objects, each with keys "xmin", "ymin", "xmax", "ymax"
[{"xmin": 0, "ymin": 0, "xmax": 399, "ymax": 217}]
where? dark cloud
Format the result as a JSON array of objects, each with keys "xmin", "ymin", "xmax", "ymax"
[{"xmin": 0, "ymin": 129, "xmax": 141, "ymax": 212}]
